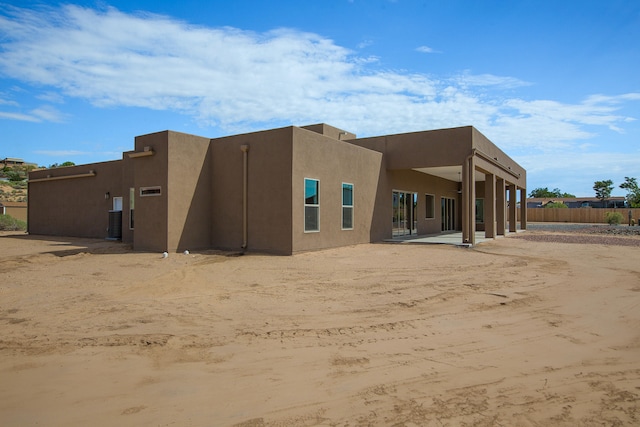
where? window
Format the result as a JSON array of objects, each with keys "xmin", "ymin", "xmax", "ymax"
[
  {"xmin": 342, "ymin": 183, "xmax": 354, "ymax": 230},
  {"xmin": 140, "ymin": 186, "xmax": 161, "ymax": 196},
  {"xmin": 129, "ymin": 187, "xmax": 135, "ymax": 230},
  {"xmin": 476, "ymin": 198, "xmax": 484, "ymax": 223},
  {"xmin": 113, "ymin": 197, "xmax": 123, "ymax": 211},
  {"xmin": 304, "ymin": 178, "xmax": 319, "ymax": 232},
  {"xmin": 425, "ymin": 194, "xmax": 435, "ymax": 219}
]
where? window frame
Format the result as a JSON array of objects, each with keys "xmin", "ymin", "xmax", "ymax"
[
  {"xmin": 140, "ymin": 186, "xmax": 161, "ymax": 197},
  {"xmin": 304, "ymin": 178, "xmax": 320, "ymax": 232},
  {"xmin": 425, "ymin": 193, "xmax": 435, "ymax": 219},
  {"xmin": 129, "ymin": 187, "xmax": 135, "ymax": 230},
  {"xmin": 475, "ymin": 198, "xmax": 485, "ymax": 223},
  {"xmin": 342, "ymin": 182, "xmax": 354, "ymax": 230}
]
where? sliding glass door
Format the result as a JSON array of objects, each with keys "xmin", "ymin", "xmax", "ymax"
[
  {"xmin": 441, "ymin": 197, "xmax": 456, "ymax": 231},
  {"xmin": 392, "ymin": 191, "xmax": 417, "ymax": 237}
]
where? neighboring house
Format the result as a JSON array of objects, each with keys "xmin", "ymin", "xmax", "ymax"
[
  {"xmin": 1, "ymin": 158, "xmax": 37, "ymax": 168},
  {"xmin": 1, "ymin": 158, "xmax": 25, "ymax": 167},
  {"xmin": 28, "ymin": 124, "xmax": 527, "ymax": 254},
  {"xmin": 0, "ymin": 201, "xmax": 28, "ymax": 222},
  {"xmin": 527, "ymin": 197, "xmax": 627, "ymax": 209}
]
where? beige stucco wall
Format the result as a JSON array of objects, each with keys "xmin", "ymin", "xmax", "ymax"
[
  {"xmin": 130, "ymin": 132, "xmax": 169, "ymax": 252},
  {"xmin": 120, "ymin": 155, "xmax": 134, "ymax": 244},
  {"xmin": 211, "ymin": 127, "xmax": 294, "ymax": 254},
  {"xmin": 2, "ymin": 204, "xmax": 27, "ymax": 222},
  {"xmin": 167, "ymin": 132, "xmax": 212, "ymax": 253},
  {"xmin": 347, "ymin": 127, "xmax": 472, "ymax": 239},
  {"xmin": 363, "ymin": 126, "xmax": 474, "ymax": 170},
  {"xmin": 347, "ymin": 125, "xmax": 526, "ymax": 239},
  {"xmin": 381, "ymin": 170, "xmax": 462, "ymax": 237},
  {"xmin": 28, "ymin": 160, "xmax": 123, "ymax": 239},
  {"xmin": 291, "ymin": 127, "xmax": 383, "ymax": 253},
  {"xmin": 27, "ymin": 124, "xmax": 526, "ymax": 254}
]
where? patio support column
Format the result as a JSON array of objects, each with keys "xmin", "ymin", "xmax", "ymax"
[
  {"xmin": 496, "ymin": 178, "xmax": 505, "ymax": 236},
  {"xmin": 485, "ymin": 173, "xmax": 496, "ymax": 238},
  {"xmin": 508, "ymin": 184, "xmax": 517, "ymax": 232},
  {"xmin": 520, "ymin": 187, "xmax": 527, "ymax": 230},
  {"xmin": 462, "ymin": 153, "xmax": 476, "ymax": 244}
]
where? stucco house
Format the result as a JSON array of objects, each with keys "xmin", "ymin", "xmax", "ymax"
[
  {"xmin": 28, "ymin": 124, "xmax": 526, "ymax": 254},
  {"xmin": 0, "ymin": 201, "xmax": 28, "ymax": 222}
]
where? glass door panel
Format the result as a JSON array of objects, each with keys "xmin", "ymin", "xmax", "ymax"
[
  {"xmin": 392, "ymin": 191, "xmax": 417, "ymax": 237},
  {"xmin": 441, "ymin": 197, "xmax": 456, "ymax": 231}
]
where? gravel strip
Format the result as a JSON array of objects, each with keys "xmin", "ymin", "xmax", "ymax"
[{"xmin": 514, "ymin": 223, "xmax": 640, "ymax": 247}]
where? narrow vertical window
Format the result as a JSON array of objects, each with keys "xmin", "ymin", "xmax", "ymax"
[
  {"xmin": 342, "ymin": 183, "xmax": 354, "ymax": 230},
  {"xmin": 304, "ymin": 178, "xmax": 319, "ymax": 232},
  {"xmin": 476, "ymin": 198, "xmax": 484, "ymax": 223},
  {"xmin": 425, "ymin": 194, "xmax": 435, "ymax": 219},
  {"xmin": 129, "ymin": 187, "xmax": 135, "ymax": 230}
]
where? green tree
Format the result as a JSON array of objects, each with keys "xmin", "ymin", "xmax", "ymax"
[
  {"xmin": 47, "ymin": 161, "xmax": 75, "ymax": 168},
  {"xmin": 620, "ymin": 177, "xmax": 640, "ymax": 208},
  {"xmin": 593, "ymin": 179, "xmax": 614, "ymax": 208},
  {"xmin": 5, "ymin": 170, "xmax": 25, "ymax": 182},
  {"xmin": 529, "ymin": 187, "xmax": 575, "ymax": 198}
]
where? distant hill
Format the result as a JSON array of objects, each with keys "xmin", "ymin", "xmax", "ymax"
[
  {"xmin": 0, "ymin": 180, "xmax": 28, "ymax": 203},
  {"xmin": 0, "ymin": 160, "xmax": 76, "ymax": 203},
  {"xmin": 0, "ymin": 161, "xmax": 33, "ymax": 203}
]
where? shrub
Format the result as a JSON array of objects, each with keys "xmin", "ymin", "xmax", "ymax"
[
  {"xmin": 544, "ymin": 202, "xmax": 567, "ymax": 208},
  {"xmin": 604, "ymin": 212, "xmax": 623, "ymax": 225},
  {"xmin": 0, "ymin": 214, "xmax": 27, "ymax": 231}
]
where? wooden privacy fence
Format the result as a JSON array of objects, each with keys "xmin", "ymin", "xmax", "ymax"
[{"xmin": 523, "ymin": 208, "xmax": 640, "ymax": 224}]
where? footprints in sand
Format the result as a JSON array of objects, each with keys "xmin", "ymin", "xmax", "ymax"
[
  {"xmin": 121, "ymin": 405, "xmax": 146, "ymax": 415},
  {"xmin": 78, "ymin": 334, "xmax": 173, "ymax": 348}
]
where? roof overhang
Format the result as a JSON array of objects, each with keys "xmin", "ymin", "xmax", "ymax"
[{"xmin": 412, "ymin": 166, "xmax": 485, "ymax": 182}]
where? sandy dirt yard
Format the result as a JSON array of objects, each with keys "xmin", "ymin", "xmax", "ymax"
[{"xmin": 1, "ymin": 229, "xmax": 639, "ymax": 426}]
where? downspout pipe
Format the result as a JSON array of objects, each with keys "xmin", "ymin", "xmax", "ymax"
[{"xmin": 241, "ymin": 144, "xmax": 249, "ymax": 251}]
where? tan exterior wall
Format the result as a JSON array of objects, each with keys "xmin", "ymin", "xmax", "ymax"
[
  {"xmin": 211, "ymin": 127, "xmax": 294, "ymax": 254},
  {"xmin": 525, "ymin": 208, "xmax": 640, "ymax": 224},
  {"xmin": 364, "ymin": 127, "xmax": 473, "ymax": 170},
  {"xmin": 28, "ymin": 161, "xmax": 123, "ymax": 238},
  {"xmin": 301, "ymin": 123, "xmax": 357, "ymax": 141},
  {"xmin": 291, "ymin": 127, "xmax": 383, "ymax": 253},
  {"xmin": 129, "ymin": 132, "xmax": 169, "ymax": 252},
  {"xmin": 382, "ymin": 170, "xmax": 461, "ymax": 238},
  {"xmin": 167, "ymin": 132, "xmax": 212, "ymax": 252},
  {"xmin": 1, "ymin": 203, "xmax": 27, "ymax": 222},
  {"xmin": 121, "ymin": 156, "xmax": 134, "ymax": 244},
  {"xmin": 27, "ymin": 124, "xmax": 526, "ymax": 254}
]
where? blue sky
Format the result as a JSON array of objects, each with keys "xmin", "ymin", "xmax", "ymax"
[{"xmin": 1, "ymin": 0, "xmax": 639, "ymax": 197}]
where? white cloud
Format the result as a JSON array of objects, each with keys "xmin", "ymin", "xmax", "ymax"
[
  {"xmin": 37, "ymin": 92, "xmax": 65, "ymax": 103},
  {"xmin": 356, "ymin": 39, "xmax": 373, "ymax": 49},
  {"xmin": 0, "ymin": 4, "xmax": 638, "ymax": 156},
  {"xmin": 31, "ymin": 106, "xmax": 68, "ymax": 122},
  {"xmin": 454, "ymin": 72, "xmax": 530, "ymax": 89},
  {"xmin": 416, "ymin": 45, "xmax": 439, "ymax": 54},
  {"xmin": 0, "ymin": 105, "xmax": 67, "ymax": 123},
  {"xmin": 0, "ymin": 111, "xmax": 41, "ymax": 122},
  {"xmin": 0, "ymin": 97, "xmax": 19, "ymax": 107},
  {"xmin": 516, "ymin": 150, "xmax": 640, "ymax": 197}
]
